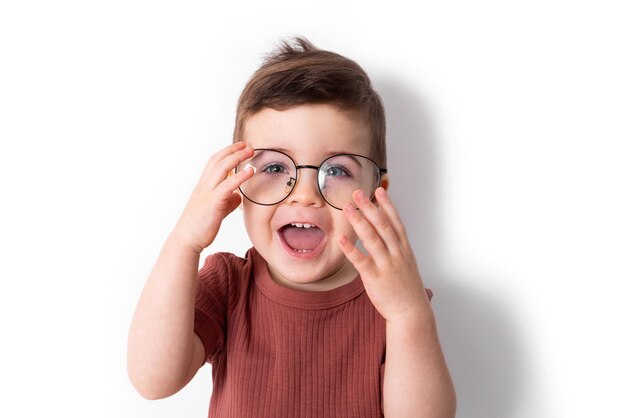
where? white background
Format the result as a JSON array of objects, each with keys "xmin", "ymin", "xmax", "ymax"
[{"xmin": 1, "ymin": 1, "xmax": 625, "ymax": 417}]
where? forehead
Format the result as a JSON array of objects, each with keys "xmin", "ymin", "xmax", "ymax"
[{"xmin": 242, "ymin": 104, "xmax": 371, "ymax": 159}]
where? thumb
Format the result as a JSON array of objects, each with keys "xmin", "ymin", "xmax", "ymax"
[{"xmin": 224, "ymin": 192, "xmax": 243, "ymax": 215}]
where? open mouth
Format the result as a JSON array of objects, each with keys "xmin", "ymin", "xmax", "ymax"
[{"xmin": 277, "ymin": 223, "xmax": 328, "ymax": 258}]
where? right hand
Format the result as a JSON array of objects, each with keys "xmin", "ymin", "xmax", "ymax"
[{"xmin": 172, "ymin": 142, "xmax": 255, "ymax": 253}]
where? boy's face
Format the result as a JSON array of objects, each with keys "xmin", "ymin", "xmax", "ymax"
[{"xmin": 240, "ymin": 104, "xmax": 388, "ymax": 291}]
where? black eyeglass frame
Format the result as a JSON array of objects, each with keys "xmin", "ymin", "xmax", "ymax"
[{"xmin": 235, "ymin": 148, "xmax": 388, "ymax": 210}]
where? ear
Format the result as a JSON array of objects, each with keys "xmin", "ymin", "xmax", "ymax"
[
  {"xmin": 373, "ymin": 174, "xmax": 390, "ymax": 206},
  {"xmin": 380, "ymin": 174, "xmax": 390, "ymax": 191}
]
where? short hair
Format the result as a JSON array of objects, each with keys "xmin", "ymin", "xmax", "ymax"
[{"xmin": 233, "ymin": 36, "xmax": 387, "ymax": 167}]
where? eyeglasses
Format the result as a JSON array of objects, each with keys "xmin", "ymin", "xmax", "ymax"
[{"xmin": 235, "ymin": 148, "xmax": 387, "ymax": 210}]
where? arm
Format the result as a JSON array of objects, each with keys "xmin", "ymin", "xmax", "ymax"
[
  {"xmin": 127, "ymin": 142, "xmax": 255, "ymax": 399},
  {"xmin": 127, "ymin": 233, "xmax": 206, "ymax": 400},
  {"xmin": 338, "ymin": 187, "xmax": 456, "ymax": 417},
  {"xmin": 384, "ymin": 306, "xmax": 456, "ymax": 417}
]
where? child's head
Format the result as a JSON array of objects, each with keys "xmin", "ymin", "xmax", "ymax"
[
  {"xmin": 232, "ymin": 37, "xmax": 389, "ymax": 291},
  {"xmin": 233, "ymin": 36, "xmax": 387, "ymax": 168}
]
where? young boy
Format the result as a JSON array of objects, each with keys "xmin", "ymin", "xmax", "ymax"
[{"xmin": 128, "ymin": 37, "xmax": 456, "ymax": 417}]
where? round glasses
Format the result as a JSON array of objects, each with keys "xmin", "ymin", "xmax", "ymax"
[{"xmin": 235, "ymin": 148, "xmax": 387, "ymax": 210}]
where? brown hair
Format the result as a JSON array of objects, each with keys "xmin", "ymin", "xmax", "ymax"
[{"xmin": 233, "ymin": 36, "xmax": 387, "ymax": 167}]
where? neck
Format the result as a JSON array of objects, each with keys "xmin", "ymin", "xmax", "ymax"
[{"xmin": 267, "ymin": 260, "xmax": 359, "ymax": 292}]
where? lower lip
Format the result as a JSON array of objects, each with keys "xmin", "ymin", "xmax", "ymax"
[{"xmin": 277, "ymin": 228, "xmax": 328, "ymax": 259}]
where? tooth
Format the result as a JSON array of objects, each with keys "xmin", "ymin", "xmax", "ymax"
[{"xmin": 288, "ymin": 223, "xmax": 318, "ymax": 228}]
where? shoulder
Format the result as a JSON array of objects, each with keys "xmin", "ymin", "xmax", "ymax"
[
  {"xmin": 198, "ymin": 248, "xmax": 255, "ymax": 279},
  {"xmin": 197, "ymin": 247, "xmax": 262, "ymax": 301}
]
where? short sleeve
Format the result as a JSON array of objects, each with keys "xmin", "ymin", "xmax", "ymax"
[
  {"xmin": 380, "ymin": 362, "xmax": 385, "ymax": 414},
  {"xmin": 194, "ymin": 253, "xmax": 230, "ymax": 364}
]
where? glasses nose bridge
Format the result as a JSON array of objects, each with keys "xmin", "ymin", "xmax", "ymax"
[
  {"xmin": 295, "ymin": 164, "xmax": 320, "ymax": 173},
  {"xmin": 288, "ymin": 163, "xmax": 322, "ymax": 200},
  {"xmin": 293, "ymin": 164, "xmax": 320, "ymax": 187}
]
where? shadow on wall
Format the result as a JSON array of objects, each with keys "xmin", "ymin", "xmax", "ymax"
[{"xmin": 377, "ymin": 78, "xmax": 528, "ymax": 418}]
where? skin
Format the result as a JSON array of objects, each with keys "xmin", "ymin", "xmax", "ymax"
[
  {"xmin": 127, "ymin": 103, "xmax": 456, "ymax": 417},
  {"xmin": 127, "ymin": 141, "xmax": 257, "ymax": 399},
  {"xmin": 340, "ymin": 188, "xmax": 456, "ymax": 417},
  {"xmin": 239, "ymin": 104, "xmax": 375, "ymax": 292}
]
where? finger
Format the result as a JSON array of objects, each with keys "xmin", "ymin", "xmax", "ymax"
[
  {"xmin": 337, "ymin": 234, "xmax": 377, "ymax": 278},
  {"xmin": 202, "ymin": 142, "xmax": 246, "ymax": 187},
  {"xmin": 207, "ymin": 146, "xmax": 254, "ymax": 190},
  {"xmin": 343, "ymin": 202, "xmax": 390, "ymax": 268},
  {"xmin": 352, "ymin": 189, "xmax": 402, "ymax": 257},
  {"xmin": 217, "ymin": 145, "xmax": 255, "ymax": 173},
  {"xmin": 216, "ymin": 163, "xmax": 256, "ymax": 195},
  {"xmin": 224, "ymin": 191, "xmax": 243, "ymax": 214},
  {"xmin": 374, "ymin": 187, "xmax": 410, "ymax": 248},
  {"xmin": 207, "ymin": 141, "xmax": 246, "ymax": 170}
]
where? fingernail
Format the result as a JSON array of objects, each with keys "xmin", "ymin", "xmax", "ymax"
[
  {"xmin": 355, "ymin": 190, "xmax": 366, "ymax": 201},
  {"xmin": 244, "ymin": 164, "xmax": 256, "ymax": 174},
  {"xmin": 344, "ymin": 203, "xmax": 356, "ymax": 213}
]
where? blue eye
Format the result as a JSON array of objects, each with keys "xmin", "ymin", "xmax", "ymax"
[
  {"xmin": 324, "ymin": 165, "xmax": 350, "ymax": 177},
  {"xmin": 262, "ymin": 163, "xmax": 289, "ymax": 174}
]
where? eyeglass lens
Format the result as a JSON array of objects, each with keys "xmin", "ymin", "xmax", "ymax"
[{"xmin": 236, "ymin": 149, "xmax": 380, "ymax": 209}]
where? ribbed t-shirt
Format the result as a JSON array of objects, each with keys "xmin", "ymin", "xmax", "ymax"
[{"xmin": 194, "ymin": 247, "xmax": 387, "ymax": 418}]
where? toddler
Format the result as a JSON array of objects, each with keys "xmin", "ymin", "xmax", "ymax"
[{"xmin": 128, "ymin": 37, "xmax": 456, "ymax": 418}]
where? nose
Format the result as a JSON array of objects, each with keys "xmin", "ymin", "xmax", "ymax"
[{"xmin": 285, "ymin": 167, "xmax": 325, "ymax": 207}]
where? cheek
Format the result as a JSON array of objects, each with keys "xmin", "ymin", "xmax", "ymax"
[
  {"xmin": 242, "ymin": 204, "xmax": 273, "ymax": 233},
  {"xmin": 335, "ymin": 213, "xmax": 357, "ymax": 238}
]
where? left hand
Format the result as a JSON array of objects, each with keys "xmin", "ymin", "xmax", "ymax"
[{"xmin": 338, "ymin": 187, "xmax": 432, "ymax": 323}]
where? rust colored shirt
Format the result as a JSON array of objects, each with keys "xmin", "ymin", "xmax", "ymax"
[{"xmin": 194, "ymin": 247, "xmax": 387, "ymax": 418}]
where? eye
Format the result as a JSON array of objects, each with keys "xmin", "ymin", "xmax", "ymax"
[
  {"xmin": 261, "ymin": 163, "xmax": 289, "ymax": 174},
  {"xmin": 324, "ymin": 165, "xmax": 350, "ymax": 177}
]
